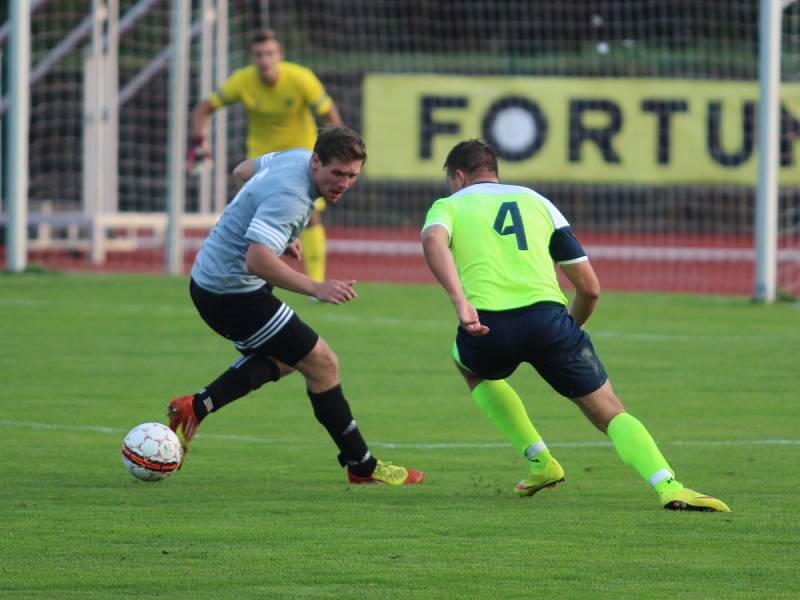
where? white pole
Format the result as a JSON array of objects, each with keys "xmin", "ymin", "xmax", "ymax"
[
  {"xmin": 7, "ymin": 0, "xmax": 31, "ymax": 273},
  {"xmin": 104, "ymin": 0, "xmax": 119, "ymax": 214},
  {"xmin": 755, "ymin": 0, "xmax": 782, "ymax": 302},
  {"xmin": 0, "ymin": 0, "xmax": 164, "ymax": 117},
  {"xmin": 165, "ymin": 0, "xmax": 190, "ymax": 275},
  {"xmin": 213, "ymin": 0, "xmax": 228, "ymax": 213},
  {"xmin": 0, "ymin": 0, "xmax": 48, "ymax": 47},
  {"xmin": 83, "ymin": 50, "xmax": 108, "ymax": 265},
  {"xmin": 87, "ymin": 0, "xmax": 107, "ymax": 264},
  {"xmin": 198, "ymin": 0, "xmax": 214, "ymax": 214},
  {"xmin": 82, "ymin": 51, "xmax": 98, "ymax": 217}
]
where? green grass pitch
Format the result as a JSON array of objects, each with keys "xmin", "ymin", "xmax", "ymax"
[{"xmin": 1, "ymin": 274, "xmax": 799, "ymax": 598}]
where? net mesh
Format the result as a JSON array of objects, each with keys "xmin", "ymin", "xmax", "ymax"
[
  {"xmin": 0, "ymin": 0, "xmax": 263, "ymax": 270},
  {"xmin": 1, "ymin": 0, "xmax": 799, "ymax": 295},
  {"xmin": 268, "ymin": 0, "xmax": 800, "ymax": 295}
]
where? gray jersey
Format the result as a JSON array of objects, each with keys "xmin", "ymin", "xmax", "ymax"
[{"xmin": 191, "ymin": 149, "xmax": 318, "ymax": 293}]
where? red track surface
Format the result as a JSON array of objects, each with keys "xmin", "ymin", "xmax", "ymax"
[{"xmin": 4, "ymin": 227, "xmax": 799, "ymax": 296}]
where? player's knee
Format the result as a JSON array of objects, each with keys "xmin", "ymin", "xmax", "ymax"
[
  {"xmin": 304, "ymin": 338, "xmax": 340, "ymax": 377},
  {"xmin": 454, "ymin": 362, "xmax": 482, "ymax": 390}
]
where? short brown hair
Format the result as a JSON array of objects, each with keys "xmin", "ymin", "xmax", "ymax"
[
  {"xmin": 314, "ymin": 126, "xmax": 367, "ymax": 165},
  {"xmin": 443, "ymin": 139, "xmax": 498, "ymax": 178},
  {"xmin": 251, "ymin": 29, "xmax": 280, "ymax": 46}
]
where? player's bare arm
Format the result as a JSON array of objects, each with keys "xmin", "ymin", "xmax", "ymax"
[
  {"xmin": 284, "ymin": 240, "xmax": 302, "ymax": 260},
  {"xmin": 245, "ymin": 242, "xmax": 356, "ymax": 304},
  {"xmin": 422, "ymin": 225, "xmax": 489, "ymax": 336},
  {"xmin": 190, "ymin": 98, "xmax": 216, "ymax": 142},
  {"xmin": 232, "ymin": 159, "xmax": 257, "ymax": 188},
  {"xmin": 559, "ymin": 260, "xmax": 601, "ymax": 327},
  {"xmin": 186, "ymin": 98, "xmax": 217, "ymax": 173}
]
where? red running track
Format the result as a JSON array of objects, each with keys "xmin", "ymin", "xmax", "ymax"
[{"xmin": 3, "ymin": 227, "xmax": 799, "ymax": 296}]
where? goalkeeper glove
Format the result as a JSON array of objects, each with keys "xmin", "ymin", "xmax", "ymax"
[{"xmin": 186, "ymin": 135, "xmax": 210, "ymax": 175}]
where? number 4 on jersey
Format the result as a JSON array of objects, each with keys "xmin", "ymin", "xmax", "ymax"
[{"xmin": 493, "ymin": 202, "xmax": 528, "ymax": 250}]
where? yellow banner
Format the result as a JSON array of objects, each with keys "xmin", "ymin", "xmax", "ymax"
[{"xmin": 363, "ymin": 74, "xmax": 800, "ymax": 184}]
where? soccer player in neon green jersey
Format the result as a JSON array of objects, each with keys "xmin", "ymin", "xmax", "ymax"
[{"xmin": 421, "ymin": 139, "xmax": 730, "ymax": 512}]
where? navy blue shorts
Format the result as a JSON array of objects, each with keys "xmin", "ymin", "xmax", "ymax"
[
  {"xmin": 454, "ymin": 302, "xmax": 608, "ymax": 398},
  {"xmin": 189, "ymin": 279, "xmax": 319, "ymax": 366}
]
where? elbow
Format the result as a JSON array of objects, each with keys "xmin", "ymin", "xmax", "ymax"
[
  {"xmin": 583, "ymin": 282, "xmax": 601, "ymax": 301},
  {"xmin": 233, "ymin": 165, "xmax": 247, "ymax": 186},
  {"xmin": 199, "ymin": 99, "xmax": 214, "ymax": 115},
  {"xmin": 233, "ymin": 160, "xmax": 254, "ymax": 187},
  {"xmin": 191, "ymin": 100, "xmax": 215, "ymax": 129},
  {"xmin": 574, "ymin": 276, "xmax": 601, "ymax": 302}
]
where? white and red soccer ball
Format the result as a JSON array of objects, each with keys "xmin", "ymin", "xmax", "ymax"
[{"xmin": 121, "ymin": 422, "xmax": 183, "ymax": 481}]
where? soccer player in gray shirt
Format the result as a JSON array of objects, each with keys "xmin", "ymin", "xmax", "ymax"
[{"xmin": 168, "ymin": 126, "xmax": 423, "ymax": 486}]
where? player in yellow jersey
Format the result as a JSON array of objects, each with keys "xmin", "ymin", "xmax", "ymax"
[
  {"xmin": 188, "ymin": 29, "xmax": 341, "ymax": 283},
  {"xmin": 422, "ymin": 139, "xmax": 730, "ymax": 512}
]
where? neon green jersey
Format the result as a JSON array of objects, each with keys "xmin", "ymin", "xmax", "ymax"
[{"xmin": 422, "ymin": 182, "xmax": 575, "ymax": 310}]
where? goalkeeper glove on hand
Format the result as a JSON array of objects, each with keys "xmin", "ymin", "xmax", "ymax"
[{"xmin": 186, "ymin": 135, "xmax": 209, "ymax": 175}]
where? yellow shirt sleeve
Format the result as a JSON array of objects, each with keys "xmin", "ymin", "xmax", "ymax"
[
  {"xmin": 209, "ymin": 69, "xmax": 244, "ymax": 108},
  {"xmin": 297, "ymin": 67, "xmax": 333, "ymax": 117}
]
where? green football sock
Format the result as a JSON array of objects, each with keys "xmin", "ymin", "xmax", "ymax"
[
  {"xmin": 471, "ymin": 380, "xmax": 551, "ymax": 466},
  {"xmin": 607, "ymin": 412, "xmax": 682, "ymax": 493}
]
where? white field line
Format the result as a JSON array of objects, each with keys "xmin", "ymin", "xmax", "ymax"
[
  {"xmin": 324, "ymin": 239, "xmax": 800, "ymax": 262},
  {"xmin": 1, "ymin": 419, "xmax": 798, "ymax": 450}
]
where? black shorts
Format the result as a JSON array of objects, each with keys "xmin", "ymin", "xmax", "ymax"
[
  {"xmin": 189, "ymin": 279, "xmax": 319, "ymax": 366},
  {"xmin": 454, "ymin": 302, "xmax": 608, "ymax": 398}
]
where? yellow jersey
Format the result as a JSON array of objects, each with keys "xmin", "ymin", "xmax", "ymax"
[{"xmin": 209, "ymin": 62, "xmax": 333, "ymax": 159}]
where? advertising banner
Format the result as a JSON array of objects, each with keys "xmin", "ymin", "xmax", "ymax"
[{"xmin": 363, "ymin": 74, "xmax": 800, "ymax": 184}]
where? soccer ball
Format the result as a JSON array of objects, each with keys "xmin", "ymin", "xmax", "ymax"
[{"xmin": 121, "ymin": 422, "xmax": 183, "ymax": 481}]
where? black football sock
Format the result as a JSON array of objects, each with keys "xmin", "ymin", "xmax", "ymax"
[
  {"xmin": 193, "ymin": 355, "xmax": 280, "ymax": 422},
  {"xmin": 307, "ymin": 384, "xmax": 377, "ymax": 477}
]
